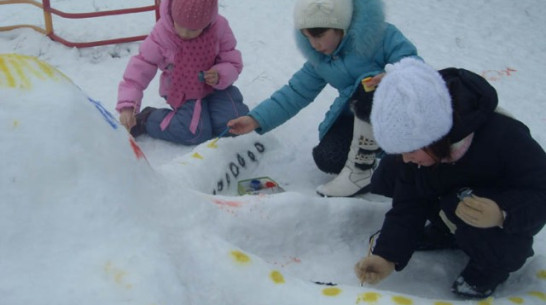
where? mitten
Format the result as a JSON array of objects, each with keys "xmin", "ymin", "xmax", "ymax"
[
  {"xmin": 354, "ymin": 254, "xmax": 395, "ymax": 285},
  {"xmin": 455, "ymin": 194, "xmax": 505, "ymax": 228}
]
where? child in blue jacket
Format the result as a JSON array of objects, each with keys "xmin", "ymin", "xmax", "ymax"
[{"xmin": 228, "ymin": 0, "xmax": 420, "ymax": 196}]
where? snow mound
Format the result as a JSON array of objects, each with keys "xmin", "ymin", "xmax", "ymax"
[
  {"xmin": 1, "ymin": 54, "xmax": 545, "ymax": 305},
  {"xmin": 0, "ymin": 53, "xmax": 183, "ymax": 304}
]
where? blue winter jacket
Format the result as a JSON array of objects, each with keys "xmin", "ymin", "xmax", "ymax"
[{"xmin": 248, "ymin": 0, "xmax": 420, "ymax": 140}]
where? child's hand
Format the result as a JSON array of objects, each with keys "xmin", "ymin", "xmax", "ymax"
[
  {"xmin": 203, "ymin": 69, "xmax": 219, "ymax": 86},
  {"xmin": 119, "ymin": 107, "xmax": 136, "ymax": 131},
  {"xmin": 455, "ymin": 195, "xmax": 505, "ymax": 228},
  {"xmin": 354, "ymin": 254, "xmax": 394, "ymax": 285},
  {"xmin": 227, "ymin": 116, "xmax": 259, "ymax": 135}
]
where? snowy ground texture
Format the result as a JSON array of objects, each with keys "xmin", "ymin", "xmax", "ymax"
[{"xmin": 1, "ymin": 0, "xmax": 546, "ymax": 304}]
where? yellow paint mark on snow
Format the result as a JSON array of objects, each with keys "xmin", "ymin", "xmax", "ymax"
[
  {"xmin": 537, "ymin": 269, "xmax": 546, "ymax": 280},
  {"xmin": 12, "ymin": 59, "xmax": 32, "ymax": 89},
  {"xmin": 322, "ymin": 287, "xmax": 341, "ymax": 297},
  {"xmin": 18, "ymin": 56, "xmax": 48, "ymax": 81},
  {"xmin": 192, "ymin": 152, "xmax": 204, "ymax": 159},
  {"xmin": 103, "ymin": 261, "xmax": 133, "ymax": 289},
  {"xmin": 528, "ymin": 291, "xmax": 546, "ymax": 301},
  {"xmin": 356, "ymin": 292, "xmax": 381, "ymax": 303},
  {"xmin": 433, "ymin": 301, "xmax": 454, "ymax": 305},
  {"xmin": 114, "ymin": 270, "xmax": 127, "ymax": 284},
  {"xmin": 508, "ymin": 296, "xmax": 524, "ymax": 304},
  {"xmin": 269, "ymin": 270, "xmax": 285, "ymax": 284},
  {"xmin": 0, "ymin": 56, "xmax": 16, "ymax": 87},
  {"xmin": 0, "ymin": 54, "xmax": 67, "ymax": 89},
  {"xmin": 477, "ymin": 297, "xmax": 493, "ymax": 305},
  {"xmin": 230, "ymin": 250, "xmax": 251, "ymax": 264},
  {"xmin": 35, "ymin": 57, "xmax": 58, "ymax": 78},
  {"xmin": 12, "ymin": 120, "xmax": 19, "ymax": 128},
  {"xmin": 207, "ymin": 138, "xmax": 220, "ymax": 148},
  {"xmin": 392, "ymin": 295, "xmax": 412, "ymax": 305}
]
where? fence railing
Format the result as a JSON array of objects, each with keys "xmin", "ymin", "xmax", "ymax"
[{"xmin": 0, "ymin": 0, "xmax": 161, "ymax": 48}]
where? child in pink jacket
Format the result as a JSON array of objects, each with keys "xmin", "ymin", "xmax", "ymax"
[{"xmin": 117, "ymin": 0, "xmax": 248, "ymax": 145}]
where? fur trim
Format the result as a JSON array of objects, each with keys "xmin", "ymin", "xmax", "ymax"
[{"xmin": 295, "ymin": 0, "xmax": 386, "ymax": 64}]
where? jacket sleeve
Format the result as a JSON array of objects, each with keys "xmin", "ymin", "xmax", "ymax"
[
  {"xmin": 439, "ymin": 116, "xmax": 546, "ymax": 236},
  {"xmin": 486, "ymin": 118, "xmax": 546, "ymax": 235},
  {"xmin": 381, "ymin": 24, "xmax": 421, "ymax": 64},
  {"xmin": 212, "ymin": 17, "xmax": 243, "ymax": 90},
  {"xmin": 248, "ymin": 62, "xmax": 327, "ymax": 134},
  {"xmin": 371, "ymin": 166, "xmax": 428, "ymax": 271},
  {"xmin": 116, "ymin": 26, "xmax": 163, "ymax": 113}
]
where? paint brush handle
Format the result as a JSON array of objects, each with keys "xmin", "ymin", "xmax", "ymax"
[
  {"xmin": 207, "ymin": 127, "xmax": 229, "ymax": 148},
  {"xmin": 217, "ymin": 127, "xmax": 229, "ymax": 138}
]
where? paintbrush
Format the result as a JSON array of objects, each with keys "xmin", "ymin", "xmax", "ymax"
[{"xmin": 207, "ymin": 127, "xmax": 230, "ymax": 148}]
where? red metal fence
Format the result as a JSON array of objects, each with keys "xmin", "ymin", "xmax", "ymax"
[{"xmin": 0, "ymin": 0, "xmax": 161, "ymax": 48}]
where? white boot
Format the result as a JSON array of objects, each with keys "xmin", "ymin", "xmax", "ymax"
[{"xmin": 316, "ymin": 118, "xmax": 378, "ymax": 197}]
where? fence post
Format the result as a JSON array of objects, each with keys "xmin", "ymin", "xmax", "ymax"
[
  {"xmin": 0, "ymin": 0, "xmax": 160, "ymax": 47},
  {"xmin": 155, "ymin": 0, "xmax": 161, "ymax": 20},
  {"xmin": 41, "ymin": 0, "xmax": 54, "ymax": 35}
]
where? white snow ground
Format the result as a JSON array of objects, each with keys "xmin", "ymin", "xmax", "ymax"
[{"xmin": 1, "ymin": 0, "xmax": 546, "ymax": 304}]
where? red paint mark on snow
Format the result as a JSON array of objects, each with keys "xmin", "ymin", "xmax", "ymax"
[
  {"xmin": 481, "ymin": 67, "xmax": 517, "ymax": 81},
  {"xmin": 267, "ymin": 256, "xmax": 302, "ymax": 268},
  {"xmin": 129, "ymin": 137, "xmax": 147, "ymax": 160},
  {"xmin": 503, "ymin": 67, "xmax": 517, "ymax": 76},
  {"xmin": 212, "ymin": 199, "xmax": 243, "ymax": 207}
]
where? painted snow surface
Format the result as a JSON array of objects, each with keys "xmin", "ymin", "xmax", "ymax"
[{"xmin": 1, "ymin": 0, "xmax": 546, "ymax": 305}]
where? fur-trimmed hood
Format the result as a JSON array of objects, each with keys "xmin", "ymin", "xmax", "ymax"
[
  {"xmin": 247, "ymin": 0, "xmax": 418, "ymax": 140},
  {"xmin": 295, "ymin": 0, "xmax": 387, "ymax": 64}
]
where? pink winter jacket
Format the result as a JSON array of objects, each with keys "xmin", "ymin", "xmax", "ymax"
[{"xmin": 116, "ymin": 0, "xmax": 243, "ymax": 113}]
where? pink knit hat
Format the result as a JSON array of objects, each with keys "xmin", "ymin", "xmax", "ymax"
[{"xmin": 171, "ymin": 0, "xmax": 218, "ymax": 30}]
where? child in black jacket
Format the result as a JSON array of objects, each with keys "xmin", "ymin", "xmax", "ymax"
[{"xmin": 354, "ymin": 58, "xmax": 546, "ymax": 298}]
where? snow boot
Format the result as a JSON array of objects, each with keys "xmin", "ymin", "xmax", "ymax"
[
  {"xmin": 316, "ymin": 118, "xmax": 379, "ymax": 197},
  {"xmin": 451, "ymin": 261, "xmax": 509, "ymax": 299},
  {"xmin": 130, "ymin": 106, "xmax": 156, "ymax": 138}
]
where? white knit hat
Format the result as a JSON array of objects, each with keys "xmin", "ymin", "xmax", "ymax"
[
  {"xmin": 371, "ymin": 58, "xmax": 453, "ymax": 154},
  {"xmin": 294, "ymin": 0, "xmax": 353, "ymax": 32}
]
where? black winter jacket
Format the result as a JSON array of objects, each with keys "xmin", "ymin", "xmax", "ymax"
[{"xmin": 372, "ymin": 68, "xmax": 546, "ymax": 270}]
